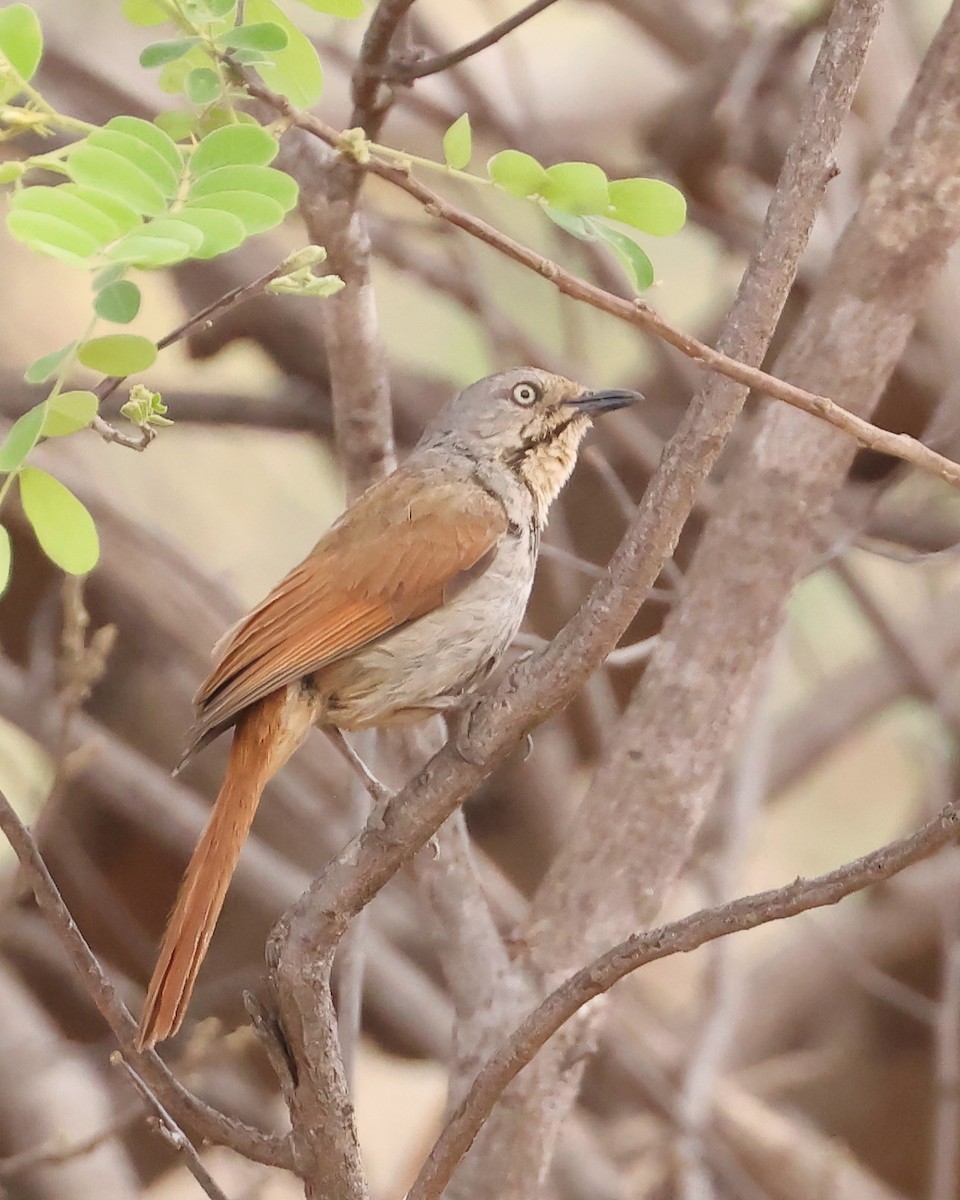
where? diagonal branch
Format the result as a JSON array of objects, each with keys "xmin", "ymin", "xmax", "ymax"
[
  {"xmin": 0, "ymin": 787, "xmax": 294, "ymax": 1172},
  {"xmin": 243, "ymin": 80, "xmax": 960, "ymax": 493},
  {"xmin": 113, "ymin": 1057, "xmax": 230, "ymax": 1200},
  {"xmin": 409, "ymin": 794, "xmax": 960, "ymax": 1200},
  {"xmin": 382, "ymin": 0, "xmax": 562, "ymax": 82}
]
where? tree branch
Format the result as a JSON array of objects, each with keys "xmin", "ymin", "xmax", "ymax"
[
  {"xmin": 238, "ymin": 72, "xmax": 960, "ymax": 493},
  {"xmin": 113, "ymin": 1056, "xmax": 231, "ymax": 1200},
  {"xmin": 409, "ymin": 794, "xmax": 960, "ymax": 1200},
  {"xmin": 0, "ymin": 786, "xmax": 294, "ymax": 1172},
  {"xmin": 382, "ymin": 0, "xmax": 562, "ymax": 82}
]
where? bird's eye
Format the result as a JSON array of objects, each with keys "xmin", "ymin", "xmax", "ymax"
[{"xmin": 511, "ymin": 381, "xmax": 541, "ymax": 406}]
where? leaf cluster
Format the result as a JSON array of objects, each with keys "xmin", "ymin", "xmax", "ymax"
[{"xmin": 441, "ymin": 116, "xmax": 687, "ymax": 291}]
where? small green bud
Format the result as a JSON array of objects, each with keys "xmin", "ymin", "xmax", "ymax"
[
  {"xmin": 121, "ymin": 385, "xmax": 173, "ymax": 428},
  {"xmin": 278, "ymin": 245, "xmax": 328, "ymax": 273},
  {"xmin": 337, "ymin": 127, "xmax": 370, "ymax": 164}
]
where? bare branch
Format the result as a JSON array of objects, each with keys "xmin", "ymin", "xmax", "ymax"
[
  {"xmin": 383, "ymin": 0, "xmax": 562, "ymax": 82},
  {"xmin": 410, "ymin": 795, "xmax": 960, "ymax": 1200},
  {"xmin": 0, "ymin": 786, "xmax": 294, "ymax": 1171},
  {"xmin": 113, "ymin": 1056, "xmax": 230, "ymax": 1200}
]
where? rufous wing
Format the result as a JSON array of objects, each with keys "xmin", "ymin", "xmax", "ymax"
[{"xmin": 185, "ymin": 466, "xmax": 507, "ymax": 755}]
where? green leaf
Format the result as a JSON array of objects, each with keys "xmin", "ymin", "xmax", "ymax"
[
  {"xmin": 19, "ymin": 468, "xmax": 100, "ymax": 576},
  {"xmin": 0, "ymin": 161, "xmax": 25, "ymax": 183},
  {"xmin": 67, "ymin": 146, "xmax": 167, "ymax": 217},
  {"xmin": 0, "ymin": 404, "xmax": 44, "ymax": 471},
  {"xmin": 293, "ymin": 0, "xmax": 363, "ymax": 13},
  {"xmin": 104, "ymin": 116, "xmax": 182, "ymax": 175},
  {"xmin": 41, "ymin": 390, "xmax": 99, "ymax": 437},
  {"xmin": 0, "ymin": 5, "xmax": 43, "ymax": 103},
  {"xmin": 186, "ymin": 67, "xmax": 222, "ymax": 105},
  {"xmin": 608, "ymin": 178, "xmax": 686, "ymax": 236},
  {"xmin": 218, "ymin": 22, "xmax": 288, "ymax": 51},
  {"xmin": 122, "ymin": 0, "xmax": 169, "ymax": 25},
  {"xmin": 204, "ymin": 0, "xmax": 238, "ymax": 15},
  {"xmin": 185, "ymin": 190, "xmax": 284, "ymax": 235},
  {"xmin": 0, "ymin": 527, "xmax": 11, "ymax": 597},
  {"xmin": 93, "ymin": 263, "xmax": 127, "ymax": 291},
  {"xmin": 540, "ymin": 162, "xmax": 609, "ymax": 215},
  {"xmin": 78, "ymin": 334, "xmax": 157, "ymax": 375},
  {"xmin": 542, "ymin": 206, "xmax": 595, "ymax": 240},
  {"xmin": 590, "ymin": 221, "xmax": 654, "ymax": 290},
  {"xmin": 487, "ymin": 149, "xmax": 548, "ymax": 198},
  {"xmin": 442, "ymin": 114, "xmax": 471, "ymax": 171},
  {"xmin": 121, "ymin": 384, "xmax": 171, "ymax": 427},
  {"xmin": 157, "ymin": 43, "xmax": 209, "ymax": 94},
  {"xmin": 170, "ymin": 206, "xmax": 246, "ymax": 257},
  {"xmin": 60, "ymin": 185, "xmax": 142, "ymax": 236},
  {"xmin": 94, "ymin": 280, "xmax": 142, "ymax": 323},
  {"xmin": 6, "ymin": 208, "xmax": 103, "ymax": 261},
  {"xmin": 105, "ymin": 234, "xmax": 189, "ymax": 267},
  {"xmin": 190, "ymin": 123, "xmax": 279, "ymax": 174},
  {"xmin": 88, "ymin": 128, "xmax": 180, "ymax": 197},
  {"xmin": 140, "ymin": 37, "xmax": 203, "ymax": 68},
  {"xmin": 155, "ymin": 108, "xmax": 199, "ymax": 142},
  {"xmin": 112, "ymin": 214, "xmax": 206, "ymax": 264},
  {"xmin": 24, "ymin": 342, "xmax": 76, "ymax": 385},
  {"xmin": 188, "ymin": 163, "xmax": 297, "ymax": 209},
  {"xmin": 245, "ymin": 0, "xmax": 323, "ymax": 106},
  {"xmin": 8, "ymin": 186, "xmax": 122, "ymax": 247}
]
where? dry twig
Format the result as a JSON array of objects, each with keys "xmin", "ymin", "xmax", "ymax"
[{"xmin": 410, "ymin": 792, "xmax": 960, "ymax": 1200}]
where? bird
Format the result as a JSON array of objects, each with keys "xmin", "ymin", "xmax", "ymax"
[{"xmin": 137, "ymin": 367, "xmax": 639, "ymax": 1049}]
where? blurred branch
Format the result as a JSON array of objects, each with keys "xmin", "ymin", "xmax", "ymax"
[
  {"xmin": 0, "ymin": 786, "xmax": 294, "ymax": 1172},
  {"xmin": 410, "ymin": 791, "xmax": 960, "ymax": 1200},
  {"xmin": 413, "ymin": 807, "xmax": 520, "ymax": 1108},
  {"xmin": 675, "ymin": 648, "xmax": 776, "ymax": 1199},
  {"xmin": 770, "ymin": 583, "xmax": 960, "ymax": 795},
  {"xmin": 0, "ymin": 1107, "xmax": 142, "ymax": 1183},
  {"xmin": 383, "ymin": 0, "xmax": 561, "ymax": 81}
]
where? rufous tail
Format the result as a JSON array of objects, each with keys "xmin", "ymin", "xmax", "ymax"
[{"xmin": 138, "ymin": 692, "xmax": 290, "ymax": 1050}]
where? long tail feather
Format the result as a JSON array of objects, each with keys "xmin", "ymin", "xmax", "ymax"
[{"xmin": 137, "ymin": 689, "xmax": 307, "ymax": 1050}]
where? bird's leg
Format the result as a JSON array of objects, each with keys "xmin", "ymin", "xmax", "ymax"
[{"xmin": 325, "ymin": 727, "xmax": 394, "ymax": 824}]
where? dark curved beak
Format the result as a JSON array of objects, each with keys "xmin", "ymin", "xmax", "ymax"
[{"xmin": 569, "ymin": 388, "xmax": 643, "ymax": 415}]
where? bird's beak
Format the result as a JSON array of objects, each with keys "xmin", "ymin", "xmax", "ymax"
[{"xmin": 569, "ymin": 388, "xmax": 643, "ymax": 415}]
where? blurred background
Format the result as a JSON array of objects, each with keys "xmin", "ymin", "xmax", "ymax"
[{"xmin": 2, "ymin": 0, "xmax": 960, "ymax": 1197}]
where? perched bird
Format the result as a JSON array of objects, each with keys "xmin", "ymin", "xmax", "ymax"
[{"xmin": 137, "ymin": 367, "xmax": 639, "ymax": 1049}]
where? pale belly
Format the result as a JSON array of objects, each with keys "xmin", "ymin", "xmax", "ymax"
[{"xmin": 314, "ymin": 535, "xmax": 535, "ymax": 730}]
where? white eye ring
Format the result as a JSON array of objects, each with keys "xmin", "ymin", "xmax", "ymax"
[{"xmin": 511, "ymin": 381, "xmax": 540, "ymax": 406}]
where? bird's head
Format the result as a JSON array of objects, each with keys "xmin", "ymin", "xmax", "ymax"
[{"xmin": 421, "ymin": 367, "xmax": 641, "ymax": 518}]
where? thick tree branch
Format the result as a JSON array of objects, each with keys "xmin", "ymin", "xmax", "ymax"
[{"xmin": 446, "ymin": 3, "xmax": 884, "ymax": 1192}]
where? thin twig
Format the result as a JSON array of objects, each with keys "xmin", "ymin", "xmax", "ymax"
[
  {"xmin": 409, "ymin": 795, "xmax": 960, "ymax": 1200},
  {"xmin": 242, "ymin": 81, "xmax": 960, "ymax": 493},
  {"xmin": 113, "ymin": 1055, "xmax": 230, "ymax": 1200},
  {"xmin": 94, "ymin": 257, "xmax": 302, "ymax": 407},
  {"xmin": 383, "ymin": 0, "xmax": 562, "ymax": 81},
  {"xmin": 0, "ymin": 787, "xmax": 294, "ymax": 1171}
]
